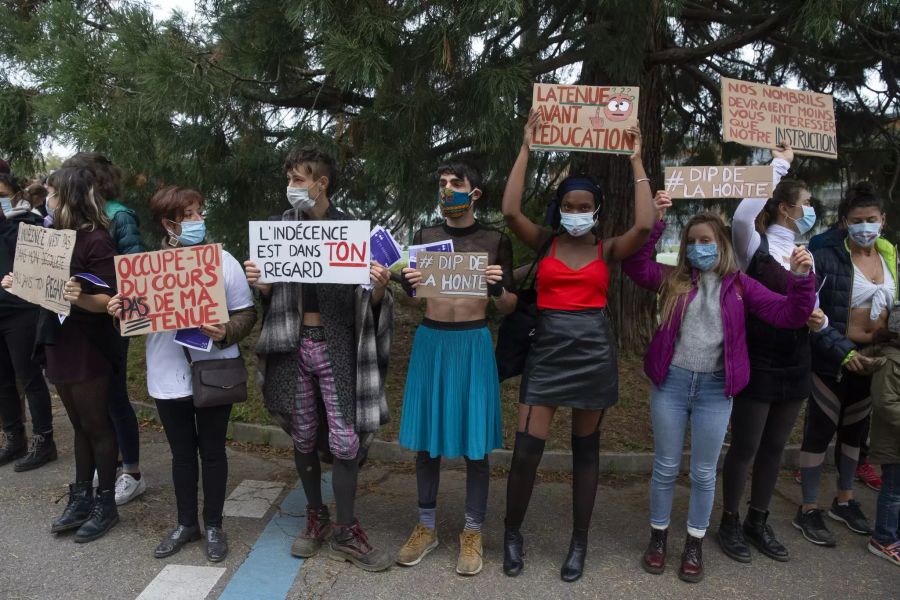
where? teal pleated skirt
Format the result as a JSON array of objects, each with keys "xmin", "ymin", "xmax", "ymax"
[{"xmin": 399, "ymin": 318, "xmax": 503, "ymax": 460}]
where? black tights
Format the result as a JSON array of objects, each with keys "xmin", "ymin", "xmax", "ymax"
[
  {"xmin": 294, "ymin": 448, "xmax": 359, "ymax": 525},
  {"xmin": 505, "ymin": 405, "xmax": 603, "ymax": 540},
  {"xmin": 56, "ymin": 377, "xmax": 117, "ymax": 492},
  {"xmin": 721, "ymin": 398, "xmax": 804, "ymax": 513}
]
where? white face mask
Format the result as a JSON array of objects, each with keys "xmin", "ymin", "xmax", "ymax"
[
  {"xmin": 286, "ymin": 186, "xmax": 316, "ymax": 213},
  {"xmin": 0, "ymin": 198, "xmax": 12, "ymax": 215},
  {"xmin": 559, "ymin": 209, "xmax": 598, "ymax": 237}
]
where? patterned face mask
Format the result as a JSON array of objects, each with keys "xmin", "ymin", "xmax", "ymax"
[{"xmin": 438, "ymin": 187, "xmax": 473, "ymax": 218}]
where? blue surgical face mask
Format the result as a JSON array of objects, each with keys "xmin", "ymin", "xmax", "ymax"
[
  {"xmin": 847, "ymin": 222, "xmax": 881, "ymax": 248},
  {"xmin": 559, "ymin": 209, "xmax": 598, "ymax": 237},
  {"xmin": 789, "ymin": 205, "xmax": 817, "ymax": 236},
  {"xmin": 172, "ymin": 220, "xmax": 206, "ymax": 246},
  {"xmin": 0, "ymin": 198, "xmax": 12, "ymax": 215},
  {"xmin": 686, "ymin": 243, "xmax": 719, "ymax": 271}
]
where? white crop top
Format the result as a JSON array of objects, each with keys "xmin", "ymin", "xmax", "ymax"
[{"xmin": 851, "ymin": 254, "xmax": 895, "ymax": 321}]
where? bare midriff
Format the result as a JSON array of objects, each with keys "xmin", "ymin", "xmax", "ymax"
[
  {"xmin": 424, "ymin": 297, "xmax": 489, "ymax": 322},
  {"xmin": 847, "ymin": 307, "xmax": 888, "ymax": 345},
  {"xmin": 302, "ymin": 312, "xmax": 322, "ymax": 326}
]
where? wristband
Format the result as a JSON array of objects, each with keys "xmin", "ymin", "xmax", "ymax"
[
  {"xmin": 841, "ymin": 350, "xmax": 856, "ymax": 367},
  {"xmin": 488, "ymin": 282, "xmax": 504, "ymax": 298},
  {"xmin": 635, "ymin": 177, "xmax": 650, "ymax": 185}
]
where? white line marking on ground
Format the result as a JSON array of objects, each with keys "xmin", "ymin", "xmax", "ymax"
[{"xmin": 136, "ymin": 565, "xmax": 225, "ymax": 600}]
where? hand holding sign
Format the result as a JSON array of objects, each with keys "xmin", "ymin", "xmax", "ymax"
[
  {"xmin": 63, "ymin": 277, "xmax": 82, "ymax": 305},
  {"xmin": 772, "ymin": 141, "xmax": 794, "ymax": 163},
  {"xmin": 522, "ymin": 110, "xmax": 543, "ymax": 150},
  {"xmin": 653, "ymin": 191, "xmax": 673, "ymax": 220},
  {"xmin": 1, "ymin": 272, "xmax": 11, "ymax": 289},
  {"xmin": 243, "ymin": 260, "xmax": 272, "ymax": 296},
  {"xmin": 416, "ymin": 252, "xmax": 489, "ymax": 299}
]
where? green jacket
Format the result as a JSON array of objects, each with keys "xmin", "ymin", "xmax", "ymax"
[
  {"xmin": 869, "ymin": 344, "xmax": 900, "ymax": 465},
  {"xmin": 104, "ymin": 200, "xmax": 145, "ymax": 255}
]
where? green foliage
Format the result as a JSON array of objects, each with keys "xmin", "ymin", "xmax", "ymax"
[{"xmin": 0, "ymin": 0, "xmax": 897, "ymax": 345}]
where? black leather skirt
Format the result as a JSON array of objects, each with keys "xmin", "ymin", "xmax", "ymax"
[{"xmin": 519, "ymin": 308, "xmax": 618, "ymax": 410}]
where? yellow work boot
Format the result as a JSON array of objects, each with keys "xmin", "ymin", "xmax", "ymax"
[
  {"xmin": 456, "ymin": 530, "xmax": 483, "ymax": 575},
  {"xmin": 396, "ymin": 523, "xmax": 438, "ymax": 566}
]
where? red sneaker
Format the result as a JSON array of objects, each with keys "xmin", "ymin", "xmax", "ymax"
[
  {"xmin": 856, "ymin": 460, "xmax": 882, "ymax": 492},
  {"xmin": 794, "ymin": 469, "xmax": 802, "ymax": 484}
]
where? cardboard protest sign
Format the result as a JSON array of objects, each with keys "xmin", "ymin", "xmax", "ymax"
[
  {"xmin": 114, "ymin": 244, "xmax": 228, "ymax": 336},
  {"xmin": 249, "ymin": 220, "xmax": 371, "ymax": 284},
  {"xmin": 721, "ymin": 77, "xmax": 837, "ymax": 159},
  {"xmin": 664, "ymin": 165, "xmax": 775, "ymax": 199},
  {"xmin": 8, "ymin": 223, "xmax": 76, "ymax": 315},
  {"xmin": 415, "ymin": 252, "xmax": 488, "ymax": 299},
  {"xmin": 531, "ymin": 83, "xmax": 639, "ymax": 154}
]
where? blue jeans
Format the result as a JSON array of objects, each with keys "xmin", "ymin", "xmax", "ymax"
[
  {"xmin": 874, "ymin": 463, "xmax": 900, "ymax": 545},
  {"xmin": 650, "ymin": 366, "xmax": 732, "ymax": 533}
]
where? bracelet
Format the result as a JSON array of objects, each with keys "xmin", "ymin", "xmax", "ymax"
[{"xmin": 635, "ymin": 177, "xmax": 650, "ymax": 185}]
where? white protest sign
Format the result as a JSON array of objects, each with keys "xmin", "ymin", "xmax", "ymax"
[
  {"xmin": 249, "ymin": 220, "xmax": 371, "ymax": 284},
  {"xmin": 664, "ymin": 165, "xmax": 775, "ymax": 199},
  {"xmin": 8, "ymin": 223, "xmax": 76, "ymax": 315}
]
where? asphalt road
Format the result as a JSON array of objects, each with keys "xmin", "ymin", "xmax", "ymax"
[{"xmin": 0, "ymin": 402, "xmax": 896, "ymax": 600}]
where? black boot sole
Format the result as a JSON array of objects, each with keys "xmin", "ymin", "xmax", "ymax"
[
  {"xmin": 641, "ymin": 557, "xmax": 665, "ymax": 575},
  {"xmin": 74, "ymin": 515, "xmax": 120, "ymax": 543},
  {"xmin": 14, "ymin": 449, "xmax": 58, "ymax": 472},
  {"xmin": 154, "ymin": 532, "xmax": 202, "ymax": 558},
  {"xmin": 51, "ymin": 517, "xmax": 90, "ymax": 534},
  {"xmin": 0, "ymin": 448, "xmax": 27, "ymax": 466},
  {"xmin": 717, "ymin": 533, "xmax": 752, "ymax": 564},
  {"xmin": 677, "ymin": 569, "xmax": 704, "ymax": 583}
]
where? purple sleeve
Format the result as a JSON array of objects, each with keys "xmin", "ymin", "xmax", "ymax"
[
  {"xmin": 621, "ymin": 220, "xmax": 671, "ymax": 291},
  {"xmin": 740, "ymin": 271, "xmax": 816, "ymax": 328}
]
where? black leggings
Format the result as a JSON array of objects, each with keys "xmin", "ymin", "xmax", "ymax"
[
  {"xmin": 294, "ymin": 449, "xmax": 359, "ymax": 525},
  {"xmin": 722, "ymin": 398, "xmax": 804, "ymax": 513},
  {"xmin": 415, "ymin": 452, "xmax": 489, "ymax": 527},
  {"xmin": 505, "ymin": 405, "xmax": 602, "ymax": 541},
  {"xmin": 156, "ymin": 399, "xmax": 231, "ymax": 528},
  {"xmin": 108, "ymin": 336, "xmax": 140, "ymax": 470},
  {"xmin": 0, "ymin": 310, "xmax": 53, "ymax": 435},
  {"xmin": 800, "ymin": 372, "xmax": 871, "ymax": 504},
  {"xmin": 56, "ymin": 377, "xmax": 117, "ymax": 492}
]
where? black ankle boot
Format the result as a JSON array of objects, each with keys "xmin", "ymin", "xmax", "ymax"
[
  {"xmin": 743, "ymin": 507, "xmax": 789, "ymax": 562},
  {"xmin": 560, "ymin": 533, "xmax": 588, "ymax": 583},
  {"xmin": 502, "ymin": 527, "xmax": 525, "ymax": 576},
  {"xmin": 14, "ymin": 432, "xmax": 57, "ymax": 472},
  {"xmin": 0, "ymin": 429, "xmax": 26, "ymax": 466},
  {"xmin": 51, "ymin": 482, "xmax": 94, "ymax": 533},
  {"xmin": 74, "ymin": 489, "xmax": 119, "ymax": 543},
  {"xmin": 717, "ymin": 511, "xmax": 751, "ymax": 563}
]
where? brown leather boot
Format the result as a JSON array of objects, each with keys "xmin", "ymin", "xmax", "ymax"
[
  {"xmin": 641, "ymin": 527, "xmax": 667, "ymax": 574},
  {"xmin": 678, "ymin": 534, "xmax": 704, "ymax": 583}
]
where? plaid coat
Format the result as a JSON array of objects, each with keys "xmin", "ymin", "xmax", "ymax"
[{"xmin": 255, "ymin": 205, "xmax": 393, "ymax": 441}]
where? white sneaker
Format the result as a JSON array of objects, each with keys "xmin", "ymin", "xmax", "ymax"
[{"xmin": 114, "ymin": 473, "xmax": 146, "ymax": 505}]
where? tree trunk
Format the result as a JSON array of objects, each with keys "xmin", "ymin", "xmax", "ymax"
[{"xmin": 578, "ymin": 6, "xmax": 664, "ymax": 355}]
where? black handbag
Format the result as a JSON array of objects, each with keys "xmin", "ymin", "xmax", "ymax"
[
  {"xmin": 181, "ymin": 346, "xmax": 248, "ymax": 408},
  {"xmin": 495, "ymin": 236, "xmax": 553, "ymax": 381}
]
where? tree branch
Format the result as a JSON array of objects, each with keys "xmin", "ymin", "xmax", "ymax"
[{"xmin": 646, "ymin": 7, "xmax": 796, "ymax": 66}]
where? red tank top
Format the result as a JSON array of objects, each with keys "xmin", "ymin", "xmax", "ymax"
[{"xmin": 536, "ymin": 238, "xmax": 609, "ymax": 310}]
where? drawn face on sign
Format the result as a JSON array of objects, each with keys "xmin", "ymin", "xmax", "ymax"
[{"xmin": 604, "ymin": 95, "xmax": 634, "ymax": 122}]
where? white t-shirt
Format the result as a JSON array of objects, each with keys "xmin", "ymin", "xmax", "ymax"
[{"xmin": 146, "ymin": 249, "xmax": 254, "ymax": 400}]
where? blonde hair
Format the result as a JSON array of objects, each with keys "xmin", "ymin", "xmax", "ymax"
[
  {"xmin": 659, "ymin": 212, "xmax": 739, "ymax": 325},
  {"xmin": 53, "ymin": 167, "xmax": 110, "ymax": 231}
]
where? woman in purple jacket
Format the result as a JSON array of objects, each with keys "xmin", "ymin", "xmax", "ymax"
[{"xmin": 622, "ymin": 193, "xmax": 815, "ymax": 583}]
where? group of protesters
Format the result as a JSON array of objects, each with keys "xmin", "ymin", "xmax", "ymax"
[{"xmin": 0, "ymin": 111, "xmax": 897, "ymax": 584}]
